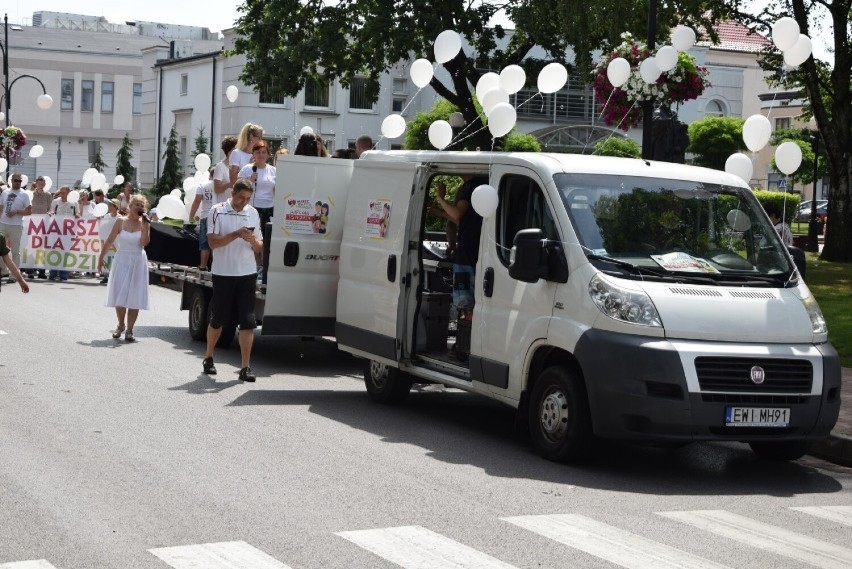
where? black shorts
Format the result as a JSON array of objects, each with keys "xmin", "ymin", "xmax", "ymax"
[{"xmin": 210, "ymin": 273, "xmax": 257, "ymax": 330}]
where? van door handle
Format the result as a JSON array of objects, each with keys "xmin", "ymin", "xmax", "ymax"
[
  {"xmin": 483, "ymin": 267, "xmax": 494, "ymax": 297},
  {"xmin": 387, "ymin": 254, "xmax": 397, "ymax": 282},
  {"xmin": 284, "ymin": 242, "xmax": 299, "ymax": 267}
]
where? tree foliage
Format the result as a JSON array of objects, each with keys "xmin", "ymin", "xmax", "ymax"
[
  {"xmin": 686, "ymin": 116, "xmax": 746, "ymax": 170},
  {"xmin": 156, "ymin": 124, "xmax": 183, "ymax": 198},
  {"xmin": 191, "ymin": 126, "xmax": 209, "ymax": 174},
  {"xmin": 112, "ymin": 133, "xmax": 136, "ymax": 198},
  {"xmin": 594, "ymin": 136, "xmax": 642, "ymax": 158},
  {"xmin": 90, "ymin": 145, "xmax": 108, "ymax": 173}
]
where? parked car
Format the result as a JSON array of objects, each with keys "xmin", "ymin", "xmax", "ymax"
[{"xmin": 796, "ymin": 200, "xmax": 828, "ymax": 222}]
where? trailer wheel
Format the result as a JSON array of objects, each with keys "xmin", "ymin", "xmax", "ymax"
[
  {"xmin": 528, "ymin": 366, "xmax": 593, "ymax": 462},
  {"xmin": 749, "ymin": 441, "xmax": 811, "ymax": 461},
  {"xmin": 364, "ymin": 360, "xmax": 411, "ymax": 404},
  {"xmin": 188, "ymin": 288, "xmax": 209, "ymax": 341}
]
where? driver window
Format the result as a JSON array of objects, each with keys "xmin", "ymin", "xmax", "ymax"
[{"xmin": 496, "ymin": 175, "xmax": 559, "ymax": 265}]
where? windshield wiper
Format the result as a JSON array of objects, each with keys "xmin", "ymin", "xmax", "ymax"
[{"xmin": 581, "ymin": 247, "xmax": 711, "ymax": 284}]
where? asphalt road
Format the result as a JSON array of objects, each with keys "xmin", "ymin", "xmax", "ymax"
[{"xmin": 1, "ymin": 277, "xmax": 851, "ymax": 569}]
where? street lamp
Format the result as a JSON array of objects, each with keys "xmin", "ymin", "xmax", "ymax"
[
  {"xmin": 805, "ymin": 118, "xmax": 821, "ymax": 252},
  {"xmin": 1, "ymin": 12, "xmax": 53, "ymax": 177},
  {"xmin": 641, "ymin": 0, "xmax": 659, "ymax": 160}
]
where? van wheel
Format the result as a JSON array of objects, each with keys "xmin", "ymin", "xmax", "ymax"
[
  {"xmin": 364, "ymin": 360, "xmax": 411, "ymax": 404},
  {"xmin": 749, "ymin": 441, "xmax": 812, "ymax": 461},
  {"xmin": 528, "ymin": 366, "xmax": 592, "ymax": 462},
  {"xmin": 188, "ymin": 288, "xmax": 209, "ymax": 341}
]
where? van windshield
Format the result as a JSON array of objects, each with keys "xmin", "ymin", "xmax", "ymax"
[{"xmin": 553, "ymin": 173, "xmax": 795, "ymax": 285}]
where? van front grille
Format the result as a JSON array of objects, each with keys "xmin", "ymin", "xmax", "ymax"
[{"xmin": 695, "ymin": 357, "xmax": 812, "ymax": 393}]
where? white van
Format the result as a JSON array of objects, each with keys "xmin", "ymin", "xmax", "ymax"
[{"xmin": 333, "ymin": 151, "xmax": 840, "ymax": 462}]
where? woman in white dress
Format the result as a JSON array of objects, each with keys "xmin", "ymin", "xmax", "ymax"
[{"xmin": 97, "ymin": 195, "xmax": 151, "ymax": 342}]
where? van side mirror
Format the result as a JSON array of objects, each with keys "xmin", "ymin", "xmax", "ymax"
[{"xmin": 509, "ymin": 228, "xmax": 568, "ymax": 284}]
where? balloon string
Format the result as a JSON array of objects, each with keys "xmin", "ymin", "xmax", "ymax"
[
  {"xmin": 590, "ymin": 100, "xmax": 639, "ymax": 155},
  {"xmin": 373, "ymin": 84, "xmax": 427, "ymax": 150},
  {"xmin": 580, "ymin": 90, "xmax": 617, "ymax": 155}
]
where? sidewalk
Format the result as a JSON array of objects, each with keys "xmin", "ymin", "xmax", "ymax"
[{"xmin": 809, "ymin": 366, "xmax": 852, "ymax": 467}]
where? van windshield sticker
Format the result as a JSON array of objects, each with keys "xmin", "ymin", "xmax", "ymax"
[{"xmin": 365, "ymin": 198, "xmax": 392, "ymax": 239}]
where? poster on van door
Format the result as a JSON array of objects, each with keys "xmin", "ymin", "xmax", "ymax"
[
  {"xmin": 281, "ymin": 195, "xmax": 333, "ymax": 236},
  {"xmin": 365, "ymin": 199, "xmax": 391, "ymax": 239}
]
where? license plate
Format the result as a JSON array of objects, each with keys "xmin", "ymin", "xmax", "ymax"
[{"xmin": 725, "ymin": 407, "xmax": 790, "ymax": 427}]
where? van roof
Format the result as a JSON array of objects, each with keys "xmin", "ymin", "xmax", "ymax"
[{"xmin": 361, "ymin": 150, "xmax": 749, "ymax": 189}]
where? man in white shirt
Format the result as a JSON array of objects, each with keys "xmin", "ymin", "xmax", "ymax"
[
  {"xmin": 190, "ymin": 136, "xmax": 236, "ymax": 270},
  {"xmin": 203, "ymin": 178, "xmax": 264, "ymax": 382},
  {"xmin": 0, "ymin": 173, "xmax": 33, "ymax": 283}
]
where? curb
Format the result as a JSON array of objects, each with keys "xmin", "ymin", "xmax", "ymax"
[{"xmin": 809, "ymin": 433, "xmax": 852, "ymax": 467}]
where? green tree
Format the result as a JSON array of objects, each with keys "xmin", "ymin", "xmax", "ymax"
[
  {"xmin": 90, "ymin": 144, "xmax": 108, "ymax": 173},
  {"xmin": 156, "ymin": 124, "xmax": 183, "ymax": 198},
  {"xmin": 232, "ymin": 0, "xmax": 726, "ymax": 149},
  {"xmin": 112, "ymin": 133, "xmax": 136, "ymax": 198},
  {"xmin": 191, "ymin": 125, "xmax": 209, "ymax": 174},
  {"xmin": 686, "ymin": 116, "xmax": 746, "ymax": 170},
  {"xmin": 594, "ymin": 137, "xmax": 642, "ymax": 158}
]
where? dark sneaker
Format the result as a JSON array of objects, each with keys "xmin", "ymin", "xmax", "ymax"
[
  {"xmin": 238, "ymin": 367, "xmax": 256, "ymax": 382},
  {"xmin": 202, "ymin": 357, "xmax": 217, "ymax": 375}
]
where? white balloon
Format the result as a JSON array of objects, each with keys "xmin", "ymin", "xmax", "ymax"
[
  {"xmin": 537, "ymin": 62, "xmax": 568, "ymax": 94},
  {"xmin": 487, "ymin": 102, "xmax": 517, "ymax": 138},
  {"xmin": 91, "ymin": 173, "xmax": 106, "ymax": 190},
  {"xmin": 481, "ymin": 88, "xmax": 510, "ymax": 116},
  {"xmin": 19, "ymin": 175, "xmax": 28, "ymax": 188},
  {"xmin": 726, "ymin": 209, "xmax": 752, "ymax": 232},
  {"xmin": 775, "ymin": 141, "xmax": 803, "ymax": 175},
  {"xmin": 471, "ymin": 184, "xmax": 498, "ymax": 218},
  {"xmin": 195, "ymin": 169, "xmax": 210, "ymax": 181},
  {"xmin": 639, "ymin": 57, "xmax": 662, "ymax": 84},
  {"xmin": 0, "ymin": 112, "xmax": 4, "ymax": 122},
  {"xmin": 42, "ymin": 175, "xmax": 53, "ymax": 192},
  {"xmin": 499, "ymin": 65, "xmax": 526, "ymax": 95},
  {"xmin": 606, "ymin": 57, "xmax": 631, "ymax": 88},
  {"xmin": 725, "ymin": 153, "xmax": 753, "ymax": 184},
  {"xmin": 772, "ymin": 17, "xmax": 800, "ymax": 52},
  {"xmin": 671, "ymin": 26, "xmax": 696, "ymax": 52},
  {"xmin": 299, "ymin": 126, "xmax": 315, "ymax": 136},
  {"xmin": 225, "ymin": 85, "xmax": 239, "ymax": 103},
  {"xmin": 184, "ymin": 185, "xmax": 198, "ymax": 206},
  {"xmin": 0, "ymin": 158, "xmax": 6, "ymax": 172},
  {"xmin": 427, "ymin": 120, "xmax": 453, "ymax": 150},
  {"xmin": 170, "ymin": 188, "xmax": 182, "ymax": 199},
  {"xmin": 114, "ymin": 174, "xmax": 124, "ymax": 185},
  {"xmin": 381, "ymin": 114, "xmax": 406, "ymax": 139},
  {"xmin": 67, "ymin": 190, "xmax": 80, "ymax": 203},
  {"xmin": 29, "ymin": 145, "xmax": 45, "ymax": 158},
  {"xmin": 102, "ymin": 182, "xmax": 111, "ymax": 192},
  {"xmin": 783, "ymin": 34, "xmax": 812, "ymax": 67},
  {"xmin": 92, "ymin": 202, "xmax": 109, "ymax": 217},
  {"xmin": 82, "ymin": 168, "xmax": 98, "ymax": 184},
  {"xmin": 183, "ymin": 176, "xmax": 200, "ymax": 192},
  {"xmin": 475, "ymin": 72, "xmax": 500, "ymax": 101},
  {"xmin": 37, "ymin": 94, "xmax": 54, "ymax": 110},
  {"xmin": 434, "ymin": 30, "xmax": 462, "ymax": 64},
  {"xmin": 655, "ymin": 45, "xmax": 678, "ymax": 72},
  {"xmin": 194, "ymin": 153, "xmax": 211, "ymax": 172},
  {"xmin": 742, "ymin": 114, "xmax": 772, "ymax": 152},
  {"xmin": 410, "ymin": 58, "xmax": 434, "ymax": 88},
  {"xmin": 157, "ymin": 195, "xmax": 188, "ymax": 221}
]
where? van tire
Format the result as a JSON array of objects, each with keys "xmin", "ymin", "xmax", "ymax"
[
  {"xmin": 188, "ymin": 288, "xmax": 209, "ymax": 341},
  {"xmin": 749, "ymin": 440, "xmax": 812, "ymax": 461},
  {"xmin": 528, "ymin": 366, "xmax": 592, "ymax": 462},
  {"xmin": 364, "ymin": 360, "xmax": 411, "ymax": 404}
]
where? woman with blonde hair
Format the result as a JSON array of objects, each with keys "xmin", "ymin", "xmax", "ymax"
[
  {"xmin": 230, "ymin": 123, "xmax": 264, "ymax": 186},
  {"xmin": 97, "ymin": 194, "xmax": 151, "ymax": 342}
]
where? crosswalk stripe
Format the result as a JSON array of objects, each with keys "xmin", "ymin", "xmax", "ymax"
[
  {"xmin": 148, "ymin": 541, "xmax": 293, "ymax": 569},
  {"xmin": 503, "ymin": 514, "xmax": 732, "ymax": 569},
  {"xmin": 658, "ymin": 510, "xmax": 852, "ymax": 569},
  {"xmin": 337, "ymin": 525, "xmax": 520, "ymax": 569},
  {"xmin": 0, "ymin": 562, "xmax": 59, "ymax": 569},
  {"xmin": 791, "ymin": 506, "xmax": 852, "ymax": 526}
]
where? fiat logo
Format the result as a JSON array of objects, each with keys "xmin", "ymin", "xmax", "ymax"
[{"xmin": 749, "ymin": 365, "xmax": 766, "ymax": 384}]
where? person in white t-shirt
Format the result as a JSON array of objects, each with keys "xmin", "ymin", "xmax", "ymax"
[
  {"xmin": 238, "ymin": 140, "xmax": 276, "ymax": 230},
  {"xmin": 79, "ymin": 190, "xmax": 95, "ymax": 218},
  {"xmin": 0, "ymin": 173, "xmax": 33, "ymax": 283},
  {"xmin": 229, "ymin": 123, "xmax": 263, "ymax": 187},
  {"xmin": 48, "ymin": 186, "xmax": 80, "ymax": 281},
  {"xmin": 190, "ymin": 135, "xmax": 237, "ymax": 269},
  {"xmin": 203, "ymin": 178, "xmax": 264, "ymax": 382}
]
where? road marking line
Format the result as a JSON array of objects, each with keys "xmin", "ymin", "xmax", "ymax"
[
  {"xmin": 791, "ymin": 506, "xmax": 852, "ymax": 526},
  {"xmin": 503, "ymin": 513, "xmax": 731, "ymax": 569},
  {"xmin": 149, "ymin": 540, "xmax": 292, "ymax": 569},
  {"xmin": 337, "ymin": 525, "xmax": 519, "ymax": 569},
  {"xmin": 658, "ymin": 510, "xmax": 852, "ymax": 569},
  {"xmin": 0, "ymin": 562, "xmax": 59, "ymax": 569}
]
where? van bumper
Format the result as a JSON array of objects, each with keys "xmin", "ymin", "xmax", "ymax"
[{"xmin": 573, "ymin": 329, "xmax": 841, "ymax": 442}]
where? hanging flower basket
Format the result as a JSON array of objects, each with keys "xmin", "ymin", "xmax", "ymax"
[
  {"xmin": 0, "ymin": 126, "xmax": 27, "ymax": 157},
  {"xmin": 592, "ymin": 33, "xmax": 710, "ymax": 130}
]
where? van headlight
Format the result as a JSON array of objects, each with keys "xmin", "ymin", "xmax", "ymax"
[
  {"xmin": 802, "ymin": 294, "xmax": 827, "ymax": 335},
  {"xmin": 589, "ymin": 274, "xmax": 662, "ymax": 327}
]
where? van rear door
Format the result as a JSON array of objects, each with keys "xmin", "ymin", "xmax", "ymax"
[
  {"xmin": 336, "ymin": 160, "xmax": 417, "ymax": 364},
  {"xmin": 263, "ymin": 157, "xmax": 354, "ymax": 336}
]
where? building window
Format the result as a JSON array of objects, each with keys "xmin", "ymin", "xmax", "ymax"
[
  {"xmin": 392, "ymin": 97, "xmax": 406, "ymax": 113},
  {"xmin": 705, "ymin": 99, "xmax": 726, "ymax": 117},
  {"xmin": 775, "ymin": 117, "xmax": 791, "ymax": 131},
  {"xmin": 133, "ymin": 83, "xmax": 142, "ymax": 114},
  {"xmin": 61, "ymin": 79, "xmax": 74, "ymax": 110},
  {"xmin": 349, "ymin": 77, "xmax": 374, "ymax": 111},
  {"xmin": 304, "ymin": 76, "xmax": 331, "ymax": 108},
  {"xmin": 81, "ymin": 80, "xmax": 94, "ymax": 112},
  {"xmin": 180, "ymin": 74, "xmax": 188, "ymax": 96},
  {"xmin": 393, "ymin": 78, "xmax": 407, "ymax": 94},
  {"xmin": 101, "ymin": 81, "xmax": 114, "ymax": 114},
  {"xmin": 259, "ymin": 83, "xmax": 290, "ymax": 106}
]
